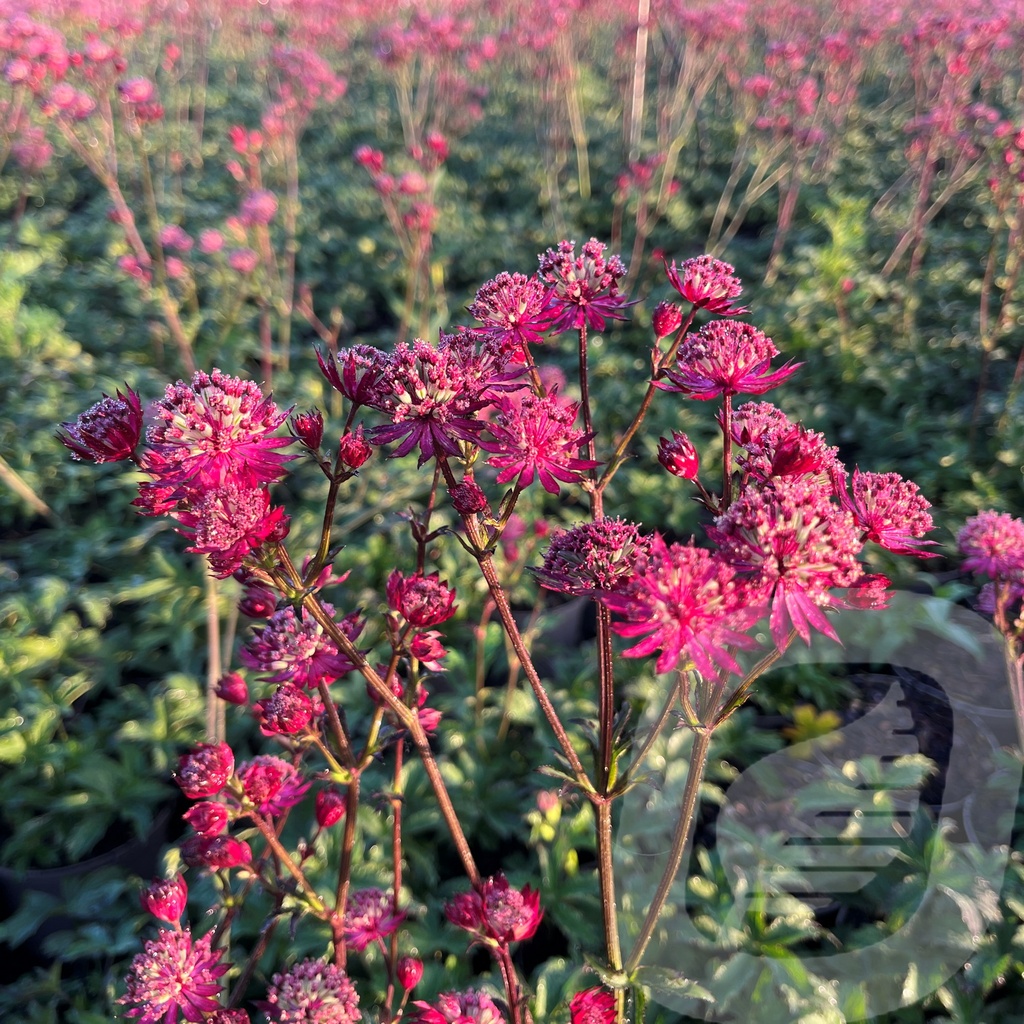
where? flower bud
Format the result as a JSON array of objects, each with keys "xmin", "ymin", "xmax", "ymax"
[
  {"xmin": 181, "ymin": 835, "xmax": 252, "ymax": 870},
  {"xmin": 652, "ymin": 300, "xmax": 683, "ymax": 338},
  {"xmin": 255, "ymin": 683, "xmax": 313, "ymax": 735},
  {"xmin": 397, "ymin": 956, "xmax": 424, "ymax": 990},
  {"xmin": 183, "ymin": 800, "xmax": 229, "ymax": 837},
  {"xmin": 657, "ymin": 431, "xmax": 699, "ymax": 480},
  {"xmin": 289, "ymin": 408, "xmax": 324, "ymax": 450},
  {"xmin": 338, "ymin": 427, "xmax": 372, "ymax": 469},
  {"xmin": 215, "ymin": 671, "xmax": 249, "ymax": 704},
  {"xmin": 140, "ymin": 874, "xmax": 187, "ymax": 924},
  {"xmin": 315, "ymin": 787, "xmax": 346, "ymax": 829},
  {"xmin": 451, "ymin": 478, "xmax": 488, "ymax": 514},
  {"xmin": 175, "ymin": 742, "xmax": 234, "ymax": 799},
  {"xmin": 238, "ymin": 585, "xmax": 277, "ymax": 619}
]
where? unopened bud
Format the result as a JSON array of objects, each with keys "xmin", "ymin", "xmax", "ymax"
[
  {"xmin": 140, "ymin": 874, "xmax": 187, "ymax": 924},
  {"xmin": 652, "ymin": 300, "xmax": 683, "ymax": 338},
  {"xmin": 657, "ymin": 431, "xmax": 699, "ymax": 480},
  {"xmin": 315, "ymin": 787, "xmax": 347, "ymax": 829},
  {"xmin": 397, "ymin": 956, "xmax": 424, "ymax": 990},
  {"xmin": 290, "ymin": 409, "xmax": 324, "ymax": 450},
  {"xmin": 215, "ymin": 671, "xmax": 249, "ymax": 704},
  {"xmin": 338, "ymin": 427, "xmax": 372, "ymax": 469}
]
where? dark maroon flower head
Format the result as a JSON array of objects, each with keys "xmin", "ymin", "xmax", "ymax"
[
  {"xmin": 315, "ymin": 787, "xmax": 346, "ymax": 829},
  {"xmin": 660, "ymin": 321, "xmax": 800, "ymax": 400},
  {"xmin": 538, "ymin": 237, "xmax": 632, "ymax": 333},
  {"xmin": 290, "ymin": 408, "xmax": 324, "ymax": 450},
  {"xmin": 664, "ymin": 255, "xmax": 748, "ymax": 316},
  {"xmin": 386, "ymin": 570, "xmax": 457, "ymax": 627},
  {"xmin": 338, "ymin": 426, "xmax": 372, "ymax": 469},
  {"xmin": 570, "ymin": 986, "xmax": 617, "ymax": 1024},
  {"xmin": 58, "ymin": 385, "xmax": 143, "ymax": 463},
  {"xmin": 183, "ymin": 800, "xmax": 229, "ymax": 838},
  {"xmin": 238, "ymin": 585, "xmax": 277, "ymax": 619},
  {"xmin": 316, "ymin": 344, "xmax": 393, "ymax": 411},
  {"xmin": 658, "ymin": 431, "xmax": 699, "ymax": 479},
  {"xmin": 450, "ymin": 476, "xmax": 489, "ymax": 515},
  {"xmin": 176, "ymin": 742, "xmax": 235, "ymax": 799},
  {"xmin": 535, "ymin": 518, "xmax": 649, "ymax": 596},
  {"xmin": 140, "ymin": 874, "xmax": 187, "ymax": 925},
  {"xmin": 255, "ymin": 683, "xmax": 314, "ymax": 735}
]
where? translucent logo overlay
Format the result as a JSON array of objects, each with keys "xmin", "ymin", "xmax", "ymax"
[{"xmin": 615, "ymin": 592, "xmax": 1021, "ymax": 1022}]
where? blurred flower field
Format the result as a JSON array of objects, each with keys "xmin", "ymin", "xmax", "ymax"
[{"xmin": 3, "ymin": 0, "xmax": 1024, "ymax": 1021}]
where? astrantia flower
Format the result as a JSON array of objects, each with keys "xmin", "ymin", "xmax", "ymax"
[
  {"xmin": 709, "ymin": 477, "xmax": 864, "ymax": 647},
  {"xmin": 481, "ymin": 393, "xmax": 600, "ymax": 494},
  {"xmin": 665, "ymin": 255, "xmax": 748, "ymax": 316},
  {"xmin": 144, "ymin": 369, "xmax": 294, "ymax": 491},
  {"xmin": 183, "ymin": 801, "xmax": 229, "ymax": 837},
  {"xmin": 344, "ymin": 888, "xmax": 405, "ymax": 951},
  {"xmin": 661, "ymin": 321, "xmax": 800, "ymax": 399},
  {"xmin": 240, "ymin": 604, "xmax": 363, "ymax": 688},
  {"xmin": 729, "ymin": 405, "xmax": 839, "ymax": 481},
  {"xmin": 119, "ymin": 928, "xmax": 229, "ymax": 1024},
  {"xmin": 413, "ymin": 990, "xmax": 506, "ymax": 1024},
  {"xmin": 833, "ymin": 467, "xmax": 935, "ymax": 557},
  {"xmin": 469, "ymin": 271, "xmax": 555, "ymax": 356},
  {"xmin": 58, "ymin": 385, "xmax": 143, "ymax": 463},
  {"xmin": 173, "ymin": 484, "xmax": 289, "ymax": 577},
  {"xmin": 600, "ymin": 534, "xmax": 761, "ymax": 676},
  {"xmin": 569, "ymin": 987, "xmax": 617, "ymax": 1024},
  {"xmin": 255, "ymin": 683, "xmax": 315, "ymax": 735},
  {"xmin": 369, "ymin": 337, "xmax": 497, "ymax": 465},
  {"xmin": 140, "ymin": 875, "xmax": 188, "ymax": 925},
  {"xmin": 316, "ymin": 344, "xmax": 393, "ymax": 411},
  {"xmin": 180, "ymin": 835, "xmax": 252, "ymax": 870},
  {"xmin": 265, "ymin": 959, "xmax": 360, "ymax": 1024},
  {"xmin": 175, "ymin": 742, "xmax": 235, "ymax": 799},
  {"xmin": 535, "ymin": 518, "xmax": 649, "ymax": 596},
  {"xmin": 658, "ymin": 431, "xmax": 699, "ymax": 479},
  {"xmin": 236, "ymin": 755, "xmax": 310, "ymax": 816},
  {"xmin": 386, "ymin": 570, "xmax": 457, "ymax": 627},
  {"xmin": 958, "ymin": 510, "xmax": 1024, "ymax": 582},
  {"xmin": 445, "ymin": 873, "xmax": 542, "ymax": 948},
  {"xmin": 314, "ymin": 787, "xmax": 346, "ymax": 829},
  {"xmin": 538, "ymin": 238, "xmax": 631, "ymax": 333}
]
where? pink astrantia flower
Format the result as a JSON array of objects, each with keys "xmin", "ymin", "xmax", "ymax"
[
  {"xmin": 344, "ymin": 888, "xmax": 405, "ymax": 951},
  {"xmin": 481, "ymin": 393, "xmax": 600, "ymax": 494},
  {"xmin": 664, "ymin": 255, "xmax": 748, "ymax": 316},
  {"xmin": 58, "ymin": 386, "xmax": 143, "ymax": 463},
  {"xmin": 833, "ymin": 467, "xmax": 935, "ymax": 557},
  {"xmin": 316, "ymin": 344, "xmax": 393, "ymax": 410},
  {"xmin": 143, "ymin": 369, "xmax": 294, "ymax": 491},
  {"xmin": 468, "ymin": 271, "xmax": 555, "ymax": 355},
  {"xmin": 140, "ymin": 875, "xmax": 188, "ymax": 925},
  {"xmin": 386, "ymin": 570, "xmax": 457, "ymax": 627},
  {"xmin": 569, "ymin": 987, "xmax": 617, "ymax": 1024},
  {"xmin": 652, "ymin": 300, "xmax": 684, "ymax": 339},
  {"xmin": 958, "ymin": 510, "xmax": 1024, "ymax": 582},
  {"xmin": 729, "ymin": 404, "xmax": 840, "ymax": 481},
  {"xmin": 119, "ymin": 928, "xmax": 229, "ymax": 1024},
  {"xmin": 240, "ymin": 604, "xmax": 363, "ymax": 688},
  {"xmin": 173, "ymin": 484, "xmax": 289, "ymax": 577},
  {"xmin": 445, "ymin": 873, "xmax": 543, "ymax": 948},
  {"xmin": 658, "ymin": 431, "xmax": 700, "ymax": 479},
  {"xmin": 236, "ymin": 755, "xmax": 311, "ymax": 816},
  {"xmin": 255, "ymin": 683, "xmax": 315, "ymax": 735},
  {"xmin": 264, "ymin": 959, "xmax": 361, "ymax": 1024},
  {"xmin": 709, "ymin": 476, "xmax": 864, "ymax": 647},
  {"xmin": 535, "ymin": 518, "xmax": 649, "ymax": 596},
  {"xmin": 175, "ymin": 742, "xmax": 235, "ymax": 799},
  {"xmin": 413, "ymin": 989, "xmax": 507, "ymax": 1024},
  {"xmin": 660, "ymin": 321, "xmax": 800, "ymax": 400},
  {"xmin": 538, "ymin": 238, "xmax": 631, "ymax": 333},
  {"xmin": 183, "ymin": 801, "xmax": 229, "ymax": 837},
  {"xmin": 600, "ymin": 534, "xmax": 762, "ymax": 676}
]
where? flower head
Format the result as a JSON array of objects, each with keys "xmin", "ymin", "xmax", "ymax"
[
  {"xmin": 661, "ymin": 321, "xmax": 800, "ymax": 400},
  {"xmin": 255, "ymin": 683, "xmax": 315, "ymax": 735},
  {"xmin": 665, "ymin": 255, "xmax": 748, "ymax": 316},
  {"xmin": 481, "ymin": 393, "xmax": 599, "ymax": 494},
  {"xmin": 958, "ymin": 510, "xmax": 1024, "ymax": 582},
  {"xmin": 58, "ymin": 385, "xmax": 143, "ymax": 463},
  {"xmin": 316, "ymin": 344, "xmax": 393, "ymax": 411},
  {"xmin": 265, "ymin": 959, "xmax": 360, "ymax": 1024},
  {"xmin": 535, "ymin": 518, "xmax": 649, "ymax": 596},
  {"xmin": 833, "ymin": 467, "xmax": 935, "ymax": 557},
  {"xmin": 140, "ymin": 875, "xmax": 188, "ymax": 925},
  {"xmin": 386, "ymin": 571, "xmax": 457, "ymax": 627},
  {"xmin": 445, "ymin": 873, "xmax": 542, "ymax": 948},
  {"xmin": 413, "ymin": 989, "xmax": 507, "ymax": 1024},
  {"xmin": 538, "ymin": 238, "xmax": 631, "ymax": 333},
  {"xmin": 175, "ymin": 742, "xmax": 235, "ymax": 799},
  {"xmin": 344, "ymin": 888, "xmax": 405, "ymax": 951},
  {"xmin": 119, "ymin": 929, "xmax": 229, "ymax": 1024},
  {"xmin": 658, "ymin": 431, "xmax": 700, "ymax": 479},
  {"xmin": 143, "ymin": 369, "xmax": 294, "ymax": 491},
  {"xmin": 240, "ymin": 604, "xmax": 363, "ymax": 689},
  {"xmin": 236, "ymin": 755, "xmax": 310, "ymax": 816},
  {"xmin": 601, "ymin": 534, "xmax": 761, "ymax": 676},
  {"xmin": 651, "ymin": 300, "xmax": 684, "ymax": 338},
  {"xmin": 468, "ymin": 271, "xmax": 555, "ymax": 355}
]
